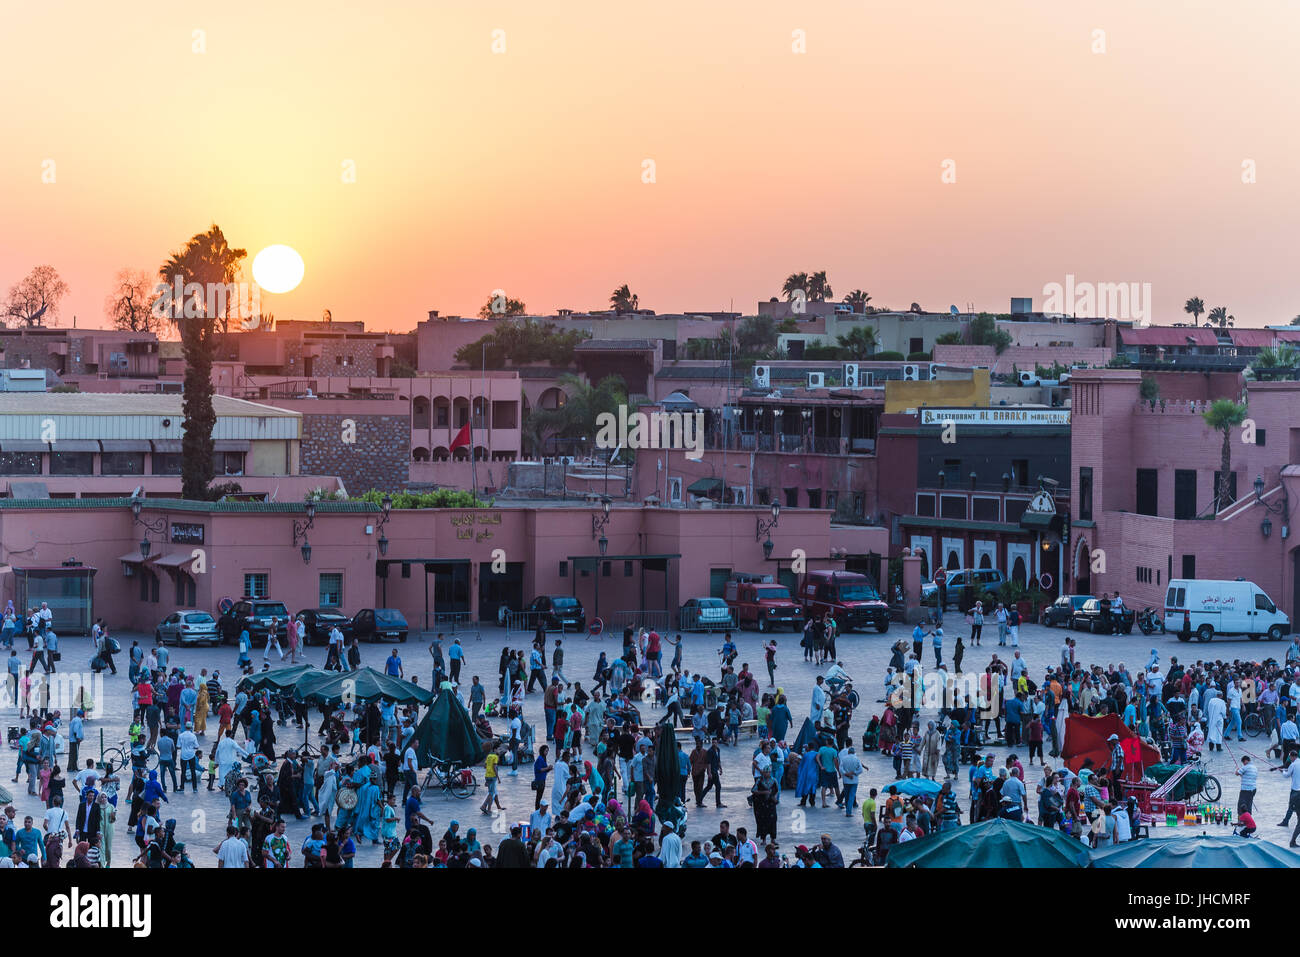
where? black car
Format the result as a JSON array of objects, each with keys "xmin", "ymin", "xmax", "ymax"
[
  {"xmin": 1042, "ymin": 594, "xmax": 1095, "ymax": 628},
  {"xmin": 351, "ymin": 608, "xmax": 409, "ymax": 642},
  {"xmin": 217, "ymin": 599, "xmax": 291, "ymax": 645},
  {"xmin": 526, "ymin": 596, "xmax": 586, "ymax": 633},
  {"xmin": 1071, "ymin": 599, "xmax": 1136, "ymax": 634},
  {"xmin": 296, "ymin": 608, "xmax": 354, "ymax": 646}
]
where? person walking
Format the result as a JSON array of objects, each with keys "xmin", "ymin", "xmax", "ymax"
[
  {"xmin": 263, "ymin": 620, "xmax": 284, "ymax": 663},
  {"xmin": 970, "ymin": 601, "xmax": 984, "ymax": 648},
  {"xmin": 995, "ymin": 603, "xmax": 1007, "ymax": 646},
  {"xmin": 764, "ymin": 639, "xmax": 778, "ymax": 687},
  {"xmin": 1234, "ymin": 754, "xmax": 1256, "ymax": 817}
]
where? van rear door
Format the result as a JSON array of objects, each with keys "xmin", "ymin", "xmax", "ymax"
[{"xmin": 1162, "ymin": 583, "xmax": 1187, "ymax": 631}]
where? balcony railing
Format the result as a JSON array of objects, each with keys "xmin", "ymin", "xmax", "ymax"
[{"xmin": 704, "ymin": 431, "xmax": 873, "ymax": 455}]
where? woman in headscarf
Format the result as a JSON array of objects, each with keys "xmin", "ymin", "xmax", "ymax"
[
  {"xmin": 795, "ymin": 743, "xmax": 819, "ymax": 807},
  {"xmin": 511, "ymin": 678, "xmax": 526, "ymax": 713},
  {"xmin": 97, "ymin": 792, "xmax": 115, "ymax": 867},
  {"xmin": 260, "ymin": 709, "xmax": 277, "ymax": 761},
  {"xmin": 632, "ymin": 799, "xmax": 655, "ymax": 837},
  {"xmin": 340, "ymin": 754, "xmax": 383, "ymax": 843},
  {"xmin": 180, "ymin": 678, "xmax": 198, "ymax": 729},
  {"xmin": 751, "ymin": 766, "xmax": 779, "ymax": 844},
  {"xmin": 70, "ymin": 841, "xmax": 93, "ymax": 868},
  {"xmin": 194, "ymin": 679, "xmax": 209, "ymax": 736},
  {"xmin": 277, "ymin": 752, "xmax": 302, "ymax": 820}
]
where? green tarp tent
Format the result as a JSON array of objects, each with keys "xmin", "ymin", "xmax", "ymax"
[
  {"xmin": 1090, "ymin": 835, "xmax": 1300, "ymax": 868},
  {"xmin": 408, "ymin": 689, "xmax": 484, "ymax": 768},
  {"xmin": 886, "ymin": 817, "xmax": 1091, "ymax": 869},
  {"xmin": 290, "ymin": 666, "xmax": 434, "ymax": 707},
  {"xmin": 237, "ymin": 664, "xmax": 318, "ymax": 694}
]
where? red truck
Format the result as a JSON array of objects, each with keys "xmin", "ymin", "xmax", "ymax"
[
  {"xmin": 724, "ymin": 576, "xmax": 805, "ymax": 633},
  {"xmin": 798, "ymin": 570, "xmax": 890, "ymax": 634}
]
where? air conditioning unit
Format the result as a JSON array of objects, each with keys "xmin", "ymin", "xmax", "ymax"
[
  {"xmin": 752, "ymin": 365, "xmax": 770, "ymax": 389},
  {"xmin": 843, "ymin": 364, "xmax": 874, "ymax": 389},
  {"xmin": 902, "ymin": 364, "xmax": 922, "ymax": 382},
  {"xmin": 806, "ymin": 372, "xmax": 825, "ymax": 389}
]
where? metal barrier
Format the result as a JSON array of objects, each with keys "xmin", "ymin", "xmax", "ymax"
[
  {"xmin": 677, "ymin": 608, "xmax": 738, "ymax": 632},
  {"xmin": 503, "ymin": 611, "xmax": 585, "ymax": 637},
  {"xmin": 603, "ymin": 610, "xmax": 672, "ymax": 637}
]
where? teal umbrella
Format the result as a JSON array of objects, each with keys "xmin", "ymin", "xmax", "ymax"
[
  {"xmin": 237, "ymin": 664, "xmax": 318, "ymax": 694},
  {"xmin": 881, "ymin": 778, "xmax": 942, "ymax": 798},
  {"xmin": 886, "ymin": 818, "xmax": 1091, "ymax": 868},
  {"xmin": 408, "ymin": 690, "xmax": 484, "ymax": 768},
  {"xmin": 291, "ymin": 667, "xmax": 434, "ymax": 707},
  {"xmin": 1090, "ymin": 835, "xmax": 1300, "ymax": 869}
]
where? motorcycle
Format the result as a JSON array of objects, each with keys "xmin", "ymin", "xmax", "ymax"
[{"xmin": 1136, "ymin": 607, "xmax": 1163, "ymax": 636}]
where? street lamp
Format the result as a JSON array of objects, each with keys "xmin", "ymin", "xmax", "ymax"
[
  {"xmin": 756, "ymin": 500, "xmax": 780, "ymax": 541},
  {"xmin": 598, "ymin": 535, "xmax": 608, "ymax": 556},
  {"xmin": 293, "ymin": 502, "xmax": 316, "ymax": 547},
  {"xmin": 1261, "ymin": 518, "xmax": 1272, "ymax": 539},
  {"xmin": 374, "ymin": 494, "xmax": 394, "ymax": 556},
  {"xmin": 591, "ymin": 496, "xmax": 612, "ymax": 540},
  {"xmin": 129, "ymin": 497, "xmax": 165, "ymax": 561},
  {"xmin": 301, "ymin": 540, "xmax": 312, "ymax": 564},
  {"xmin": 762, "ymin": 537, "xmax": 774, "ymax": 559},
  {"xmin": 139, "ymin": 537, "xmax": 151, "ymax": 559}
]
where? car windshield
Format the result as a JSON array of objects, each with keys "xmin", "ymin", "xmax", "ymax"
[
  {"xmin": 552, "ymin": 598, "xmax": 579, "ymax": 609},
  {"xmin": 183, "ymin": 613, "xmax": 214, "ymax": 624},
  {"xmin": 700, "ymin": 599, "xmax": 726, "ymax": 608},
  {"xmin": 254, "ymin": 603, "xmax": 289, "ymax": 617},
  {"xmin": 375, "ymin": 609, "xmax": 406, "ymax": 625},
  {"xmin": 755, "ymin": 587, "xmax": 792, "ymax": 600},
  {"xmin": 837, "ymin": 585, "xmax": 880, "ymax": 601}
]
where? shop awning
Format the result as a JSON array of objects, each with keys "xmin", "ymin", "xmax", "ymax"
[
  {"xmin": 101, "ymin": 440, "xmax": 152, "ymax": 452},
  {"xmin": 49, "ymin": 441, "xmax": 101, "ymax": 453},
  {"xmin": 1020, "ymin": 510, "xmax": 1061, "ymax": 532},
  {"xmin": 213, "ymin": 440, "xmax": 251, "ymax": 452},
  {"xmin": 118, "ymin": 549, "xmax": 159, "ymax": 565},
  {"xmin": 151, "ymin": 440, "xmax": 182, "ymax": 453},
  {"xmin": 153, "ymin": 552, "xmax": 198, "ymax": 570},
  {"xmin": 687, "ymin": 477, "xmax": 723, "ymax": 494},
  {"xmin": 0, "ymin": 440, "xmax": 48, "ymax": 452}
]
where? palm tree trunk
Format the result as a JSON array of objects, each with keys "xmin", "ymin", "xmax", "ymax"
[{"xmin": 1218, "ymin": 427, "xmax": 1231, "ymax": 512}]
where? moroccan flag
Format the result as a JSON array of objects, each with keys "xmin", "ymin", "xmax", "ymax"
[{"xmin": 449, "ymin": 423, "xmax": 471, "ymax": 452}]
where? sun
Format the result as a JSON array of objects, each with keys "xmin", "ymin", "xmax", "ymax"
[{"xmin": 252, "ymin": 245, "xmax": 305, "ymax": 294}]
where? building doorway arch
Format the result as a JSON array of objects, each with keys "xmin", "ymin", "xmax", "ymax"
[{"xmin": 1074, "ymin": 537, "xmax": 1092, "ymax": 595}]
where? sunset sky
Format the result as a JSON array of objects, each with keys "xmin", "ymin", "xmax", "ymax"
[{"xmin": 1, "ymin": 0, "xmax": 1297, "ymax": 332}]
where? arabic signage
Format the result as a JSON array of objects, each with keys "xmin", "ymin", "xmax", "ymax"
[
  {"xmin": 170, "ymin": 523, "xmax": 205, "ymax": 545},
  {"xmin": 919, "ymin": 408, "xmax": 1071, "ymax": 426},
  {"xmin": 449, "ymin": 511, "xmax": 502, "ymax": 542}
]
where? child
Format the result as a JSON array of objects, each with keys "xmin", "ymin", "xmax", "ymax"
[
  {"xmin": 382, "ymin": 794, "xmax": 399, "ymax": 856},
  {"xmin": 202, "ymin": 750, "xmax": 218, "ymax": 790}
]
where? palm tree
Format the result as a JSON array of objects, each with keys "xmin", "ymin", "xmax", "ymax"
[
  {"xmin": 159, "ymin": 225, "xmax": 247, "ymax": 500},
  {"xmin": 609, "ymin": 284, "xmax": 639, "ymax": 313},
  {"xmin": 1207, "ymin": 306, "xmax": 1234, "ymax": 330},
  {"xmin": 807, "ymin": 271, "xmax": 832, "ymax": 302},
  {"xmin": 1202, "ymin": 399, "xmax": 1248, "ymax": 512},
  {"xmin": 836, "ymin": 325, "xmax": 878, "ymax": 359},
  {"xmin": 781, "ymin": 272, "xmax": 809, "ymax": 302},
  {"xmin": 843, "ymin": 289, "xmax": 871, "ymax": 314},
  {"xmin": 1183, "ymin": 297, "xmax": 1205, "ymax": 327},
  {"xmin": 1247, "ymin": 345, "xmax": 1300, "ymax": 380}
]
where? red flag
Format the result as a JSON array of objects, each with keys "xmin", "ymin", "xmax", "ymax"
[{"xmin": 449, "ymin": 423, "xmax": 471, "ymax": 451}]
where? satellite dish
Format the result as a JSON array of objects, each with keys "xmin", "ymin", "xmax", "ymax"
[{"xmin": 949, "ymin": 305, "xmax": 960, "ymax": 316}]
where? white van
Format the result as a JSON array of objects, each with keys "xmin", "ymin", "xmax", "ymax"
[{"xmin": 1162, "ymin": 579, "xmax": 1291, "ymax": 642}]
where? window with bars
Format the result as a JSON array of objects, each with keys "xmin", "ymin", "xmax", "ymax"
[
  {"xmin": 319, "ymin": 573, "xmax": 343, "ymax": 607},
  {"xmin": 244, "ymin": 573, "xmax": 270, "ymax": 598}
]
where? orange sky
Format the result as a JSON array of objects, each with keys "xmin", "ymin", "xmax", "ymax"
[{"xmin": 1, "ymin": 0, "xmax": 1297, "ymax": 332}]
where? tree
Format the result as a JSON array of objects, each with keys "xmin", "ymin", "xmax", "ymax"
[
  {"xmin": 909, "ymin": 302, "xmax": 924, "ymax": 313},
  {"xmin": 3, "ymin": 265, "xmax": 69, "ymax": 327},
  {"xmin": 158, "ymin": 225, "xmax": 247, "ymax": 500},
  {"xmin": 477, "ymin": 293, "xmax": 527, "ymax": 319},
  {"xmin": 1201, "ymin": 399, "xmax": 1248, "ymax": 513},
  {"xmin": 457, "ymin": 317, "xmax": 588, "ymax": 368},
  {"xmin": 935, "ymin": 331, "xmax": 965, "ymax": 346},
  {"xmin": 1290, "ymin": 314, "xmax": 1300, "ymax": 326},
  {"xmin": 806, "ymin": 271, "xmax": 832, "ymax": 302},
  {"xmin": 1183, "ymin": 296, "xmax": 1204, "ymax": 327},
  {"xmin": 781, "ymin": 272, "xmax": 809, "ymax": 302},
  {"xmin": 968, "ymin": 313, "xmax": 1012, "ymax": 354},
  {"xmin": 836, "ymin": 325, "xmax": 878, "ymax": 359},
  {"xmin": 104, "ymin": 268, "xmax": 164, "ymax": 334},
  {"xmin": 1247, "ymin": 345, "xmax": 1300, "ymax": 380},
  {"xmin": 609, "ymin": 284, "xmax": 639, "ymax": 313},
  {"xmin": 526, "ymin": 373, "xmax": 628, "ymax": 454},
  {"xmin": 1207, "ymin": 306, "xmax": 1234, "ymax": 330},
  {"xmin": 843, "ymin": 289, "xmax": 871, "ymax": 314},
  {"xmin": 736, "ymin": 316, "xmax": 780, "ymax": 357}
]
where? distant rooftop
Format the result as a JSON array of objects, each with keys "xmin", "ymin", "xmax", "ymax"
[{"xmin": 0, "ymin": 392, "xmax": 297, "ymax": 417}]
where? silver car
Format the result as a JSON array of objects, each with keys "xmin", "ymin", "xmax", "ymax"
[{"xmin": 156, "ymin": 610, "xmax": 220, "ymax": 646}]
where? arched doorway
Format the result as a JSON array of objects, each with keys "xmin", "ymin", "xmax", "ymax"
[{"xmin": 1074, "ymin": 538, "xmax": 1092, "ymax": 595}]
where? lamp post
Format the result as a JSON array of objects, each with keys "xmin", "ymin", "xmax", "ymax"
[
  {"xmin": 292, "ymin": 501, "xmax": 317, "ymax": 564},
  {"xmin": 129, "ymin": 497, "xmax": 165, "ymax": 561},
  {"xmin": 375, "ymin": 494, "xmax": 393, "ymax": 557},
  {"xmin": 756, "ymin": 500, "xmax": 780, "ymax": 560},
  {"xmin": 1252, "ymin": 473, "xmax": 1291, "ymax": 540}
]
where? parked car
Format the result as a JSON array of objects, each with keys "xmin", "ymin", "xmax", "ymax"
[
  {"xmin": 1070, "ymin": 599, "xmax": 1136, "ymax": 634},
  {"xmin": 1163, "ymin": 579, "xmax": 1291, "ymax": 642},
  {"xmin": 156, "ymin": 610, "xmax": 220, "ymax": 646},
  {"xmin": 296, "ymin": 608, "xmax": 354, "ymax": 646},
  {"xmin": 921, "ymin": 568, "xmax": 1007, "ymax": 610},
  {"xmin": 1042, "ymin": 594, "xmax": 1095, "ymax": 628},
  {"xmin": 524, "ymin": 596, "xmax": 587, "ymax": 633},
  {"xmin": 679, "ymin": 597, "xmax": 735, "ymax": 633},
  {"xmin": 724, "ymin": 578, "xmax": 804, "ymax": 633},
  {"xmin": 799, "ymin": 570, "xmax": 890, "ymax": 633},
  {"xmin": 351, "ymin": 608, "xmax": 410, "ymax": 642},
  {"xmin": 217, "ymin": 599, "xmax": 291, "ymax": 645}
]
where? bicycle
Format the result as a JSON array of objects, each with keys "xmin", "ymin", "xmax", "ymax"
[
  {"xmin": 421, "ymin": 759, "xmax": 477, "ymax": 798},
  {"xmin": 1243, "ymin": 711, "xmax": 1265, "ymax": 738},
  {"xmin": 1183, "ymin": 758, "xmax": 1221, "ymax": 804},
  {"xmin": 99, "ymin": 737, "xmax": 158, "ymax": 776}
]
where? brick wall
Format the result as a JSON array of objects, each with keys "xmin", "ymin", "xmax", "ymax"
[
  {"xmin": 300, "ymin": 414, "xmax": 410, "ymax": 495},
  {"xmin": 933, "ymin": 344, "xmax": 1112, "ymax": 375}
]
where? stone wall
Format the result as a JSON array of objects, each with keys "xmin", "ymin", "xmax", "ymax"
[{"xmin": 300, "ymin": 413, "xmax": 409, "ymax": 495}]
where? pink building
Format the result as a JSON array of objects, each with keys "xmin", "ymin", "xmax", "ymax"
[
  {"xmin": 0, "ymin": 500, "xmax": 865, "ymax": 634},
  {"xmin": 1069, "ymin": 369, "xmax": 1300, "ymax": 620}
]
